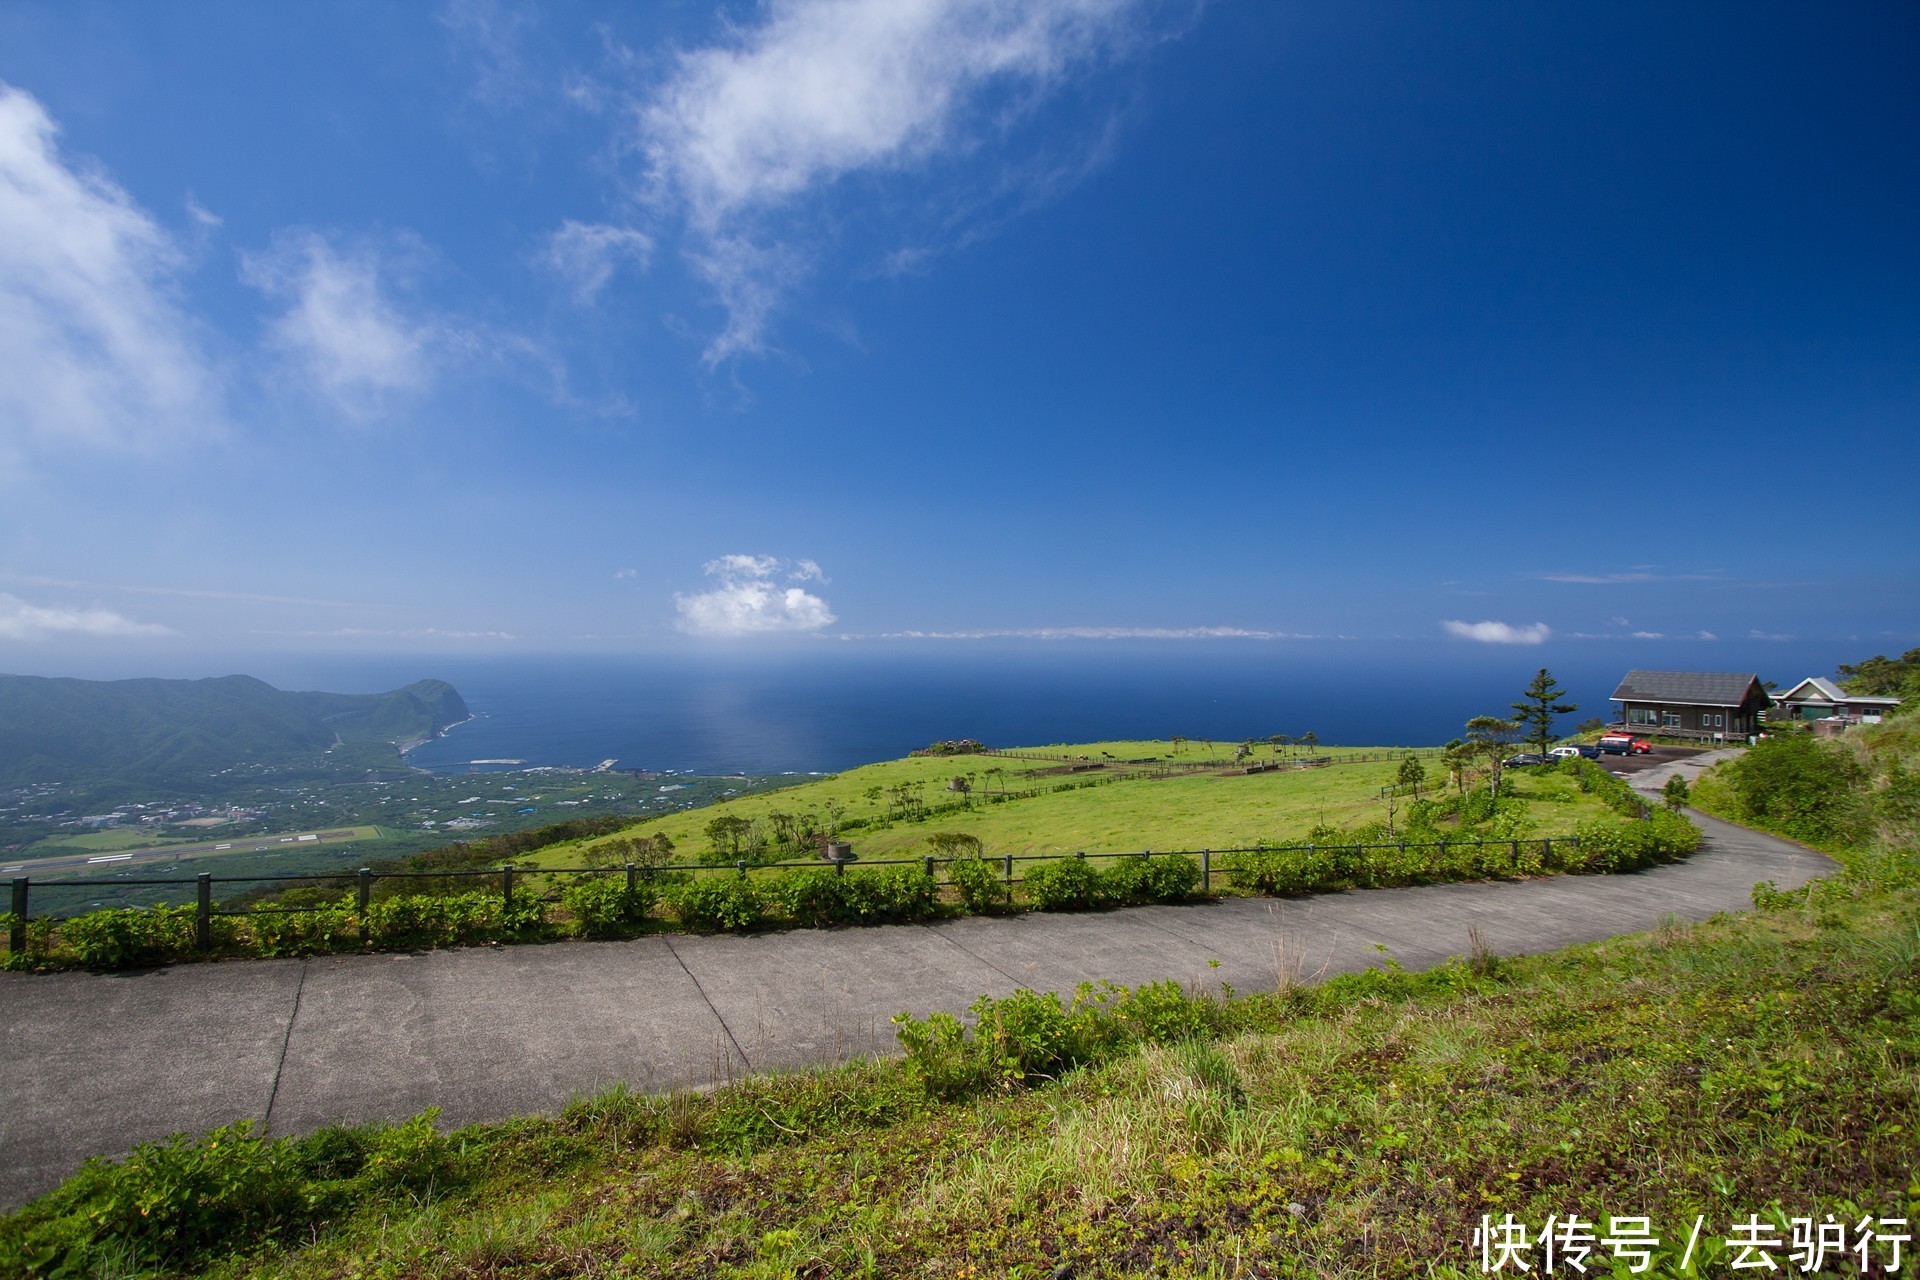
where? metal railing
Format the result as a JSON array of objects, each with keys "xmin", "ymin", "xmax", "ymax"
[{"xmin": 6, "ymin": 834, "xmax": 1591, "ymax": 956}]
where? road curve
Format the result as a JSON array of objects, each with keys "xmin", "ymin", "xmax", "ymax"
[{"xmin": 0, "ymin": 805, "xmax": 1830, "ymax": 1210}]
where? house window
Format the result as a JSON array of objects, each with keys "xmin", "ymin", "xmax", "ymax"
[
  {"xmin": 1629, "ymin": 708, "xmax": 1656, "ymax": 726},
  {"xmin": 1711, "ymin": 714, "xmax": 1723, "ymax": 728},
  {"xmin": 1663, "ymin": 713, "xmax": 1681, "ymax": 729}
]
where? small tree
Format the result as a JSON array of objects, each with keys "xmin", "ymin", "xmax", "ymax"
[
  {"xmin": 1301, "ymin": 731, "xmax": 1319, "ymax": 753},
  {"xmin": 1511, "ymin": 668, "xmax": 1578, "ymax": 760},
  {"xmin": 1464, "ymin": 715, "xmax": 1521, "ymax": 801},
  {"xmin": 1662, "ymin": 774, "xmax": 1690, "ymax": 811},
  {"xmin": 705, "ymin": 814, "xmax": 751, "ymax": 857},
  {"xmin": 927, "ymin": 831, "xmax": 983, "ymax": 861},
  {"xmin": 1396, "ymin": 755, "xmax": 1426, "ymax": 799}
]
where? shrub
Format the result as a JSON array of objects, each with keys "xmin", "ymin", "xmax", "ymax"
[
  {"xmin": 561, "ymin": 877, "xmax": 658, "ymax": 938},
  {"xmin": 845, "ymin": 867, "xmax": 939, "ymax": 923},
  {"xmin": 1725, "ymin": 735, "xmax": 1870, "ymax": 844},
  {"xmin": 61, "ymin": 905, "xmax": 197, "ymax": 969},
  {"xmin": 768, "ymin": 868, "xmax": 847, "ymax": 928},
  {"xmin": 1022, "ymin": 857, "xmax": 1108, "ymax": 911},
  {"xmin": 946, "ymin": 855, "xmax": 1007, "ymax": 914},
  {"xmin": 1102, "ymin": 854, "xmax": 1200, "ymax": 904},
  {"xmin": 246, "ymin": 901, "xmax": 360, "ymax": 957},
  {"xmin": 666, "ymin": 876, "xmax": 767, "ymax": 932},
  {"xmin": 365, "ymin": 891, "xmax": 541, "ymax": 950}
]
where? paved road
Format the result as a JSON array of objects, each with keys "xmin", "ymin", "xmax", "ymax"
[{"xmin": 0, "ymin": 804, "xmax": 1827, "ymax": 1210}]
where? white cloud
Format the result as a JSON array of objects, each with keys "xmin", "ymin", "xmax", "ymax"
[
  {"xmin": 1537, "ymin": 568, "xmax": 1724, "ymax": 585},
  {"xmin": 613, "ymin": 567, "xmax": 638, "ymax": 580},
  {"xmin": 1697, "ymin": 630, "xmax": 1718, "ymax": 641},
  {"xmin": 1749, "ymin": 629, "xmax": 1794, "ymax": 642},
  {"xmin": 240, "ymin": 230, "xmax": 443, "ymax": 415},
  {"xmin": 1630, "ymin": 631, "xmax": 1664, "ymax": 640},
  {"xmin": 540, "ymin": 220, "xmax": 653, "ymax": 304},
  {"xmin": 0, "ymin": 592, "xmax": 173, "ymax": 641},
  {"xmin": 633, "ymin": 0, "xmax": 1155, "ymax": 362},
  {"xmin": 674, "ymin": 554, "xmax": 836, "ymax": 635},
  {"xmin": 0, "ymin": 84, "xmax": 222, "ymax": 460},
  {"xmin": 1442, "ymin": 619, "xmax": 1551, "ymax": 645}
]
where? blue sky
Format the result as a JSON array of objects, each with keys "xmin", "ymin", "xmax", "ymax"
[{"xmin": 0, "ymin": 1, "xmax": 1915, "ymax": 674}]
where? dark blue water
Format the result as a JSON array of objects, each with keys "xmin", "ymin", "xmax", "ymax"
[{"xmin": 169, "ymin": 638, "xmax": 1850, "ymax": 776}]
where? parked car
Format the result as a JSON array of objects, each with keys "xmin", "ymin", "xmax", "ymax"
[
  {"xmin": 1573, "ymin": 743, "xmax": 1603, "ymax": 759},
  {"xmin": 1598, "ymin": 734, "xmax": 1652, "ymax": 755},
  {"xmin": 1502, "ymin": 752, "xmax": 1549, "ymax": 768},
  {"xmin": 1547, "ymin": 746, "xmax": 1582, "ymax": 760}
]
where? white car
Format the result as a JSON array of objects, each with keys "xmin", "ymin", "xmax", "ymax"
[{"xmin": 1547, "ymin": 746, "xmax": 1582, "ymax": 760}]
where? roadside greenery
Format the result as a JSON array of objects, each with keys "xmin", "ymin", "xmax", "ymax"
[
  {"xmin": 3, "ymin": 757, "xmax": 1696, "ymax": 974},
  {"xmin": 7, "ymin": 845, "xmax": 1913, "ymax": 1278}
]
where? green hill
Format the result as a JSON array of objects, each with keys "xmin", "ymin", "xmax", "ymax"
[{"xmin": 0, "ymin": 674, "xmax": 468, "ymax": 789}]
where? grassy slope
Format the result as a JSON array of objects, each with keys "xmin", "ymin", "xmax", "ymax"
[
  {"xmin": 524, "ymin": 741, "xmax": 1607, "ymax": 868},
  {"xmin": 29, "ymin": 862, "xmax": 1913, "ymax": 1279}
]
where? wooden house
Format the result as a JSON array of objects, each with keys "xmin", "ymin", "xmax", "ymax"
[
  {"xmin": 1609, "ymin": 670, "xmax": 1772, "ymax": 741},
  {"xmin": 1770, "ymin": 676, "xmax": 1902, "ymax": 730}
]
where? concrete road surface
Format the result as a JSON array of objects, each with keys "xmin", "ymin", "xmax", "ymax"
[{"xmin": 0, "ymin": 806, "xmax": 1827, "ymax": 1210}]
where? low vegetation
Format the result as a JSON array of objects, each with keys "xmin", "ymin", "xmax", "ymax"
[{"xmin": 6, "ymin": 828, "xmax": 1912, "ymax": 1277}]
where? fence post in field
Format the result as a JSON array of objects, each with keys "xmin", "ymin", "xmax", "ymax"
[
  {"xmin": 1512, "ymin": 839, "xmax": 1521, "ymax": 865},
  {"xmin": 736, "ymin": 860, "xmax": 748, "ymax": 878},
  {"xmin": 625, "ymin": 862, "xmax": 638, "ymax": 893},
  {"xmin": 1201, "ymin": 849, "xmax": 1210, "ymax": 893},
  {"xmin": 8, "ymin": 878, "xmax": 26, "ymax": 956},
  {"xmin": 195, "ymin": 873, "xmax": 213, "ymax": 951},
  {"xmin": 1543, "ymin": 838, "xmax": 1552, "ymax": 864},
  {"xmin": 357, "ymin": 868, "xmax": 371, "ymax": 944},
  {"xmin": 1003, "ymin": 852, "xmax": 1014, "ymax": 890},
  {"xmin": 502, "ymin": 865, "xmax": 515, "ymax": 907},
  {"xmin": 923, "ymin": 854, "xmax": 935, "ymax": 880}
]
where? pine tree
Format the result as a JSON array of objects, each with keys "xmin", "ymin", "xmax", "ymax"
[{"xmin": 1511, "ymin": 668, "xmax": 1578, "ymax": 760}]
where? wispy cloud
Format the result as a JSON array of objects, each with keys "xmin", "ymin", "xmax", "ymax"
[
  {"xmin": 1749, "ymin": 629, "xmax": 1794, "ymax": 642},
  {"xmin": 674, "ymin": 554, "xmax": 836, "ymax": 635},
  {"xmin": 240, "ymin": 230, "xmax": 445, "ymax": 415},
  {"xmin": 1442, "ymin": 619, "xmax": 1551, "ymax": 645},
  {"xmin": 1536, "ymin": 567, "xmax": 1725, "ymax": 585},
  {"xmin": 0, "ymin": 592, "xmax": 174, "ymax": 641},
  {"xmin": 251, "ymin": 627, "xmax": 517, "ymax": 641},
  {"xmin": 863, "ymin": 626, "xmax": 1312, "ymax": 640},
  {"xmin": 630, "ymin": 0, "xmax": 1162, "ymax": 363},
  {"xmin": 2, "ymin": 573, "xmax": 354, "ymax": 608},
  {"xmin": 0, "ymin": 84, "xmax": 223, "ymax": 461},
  {"xmin": 539, "ymin": 220, "xmax": 653, "ymax": 304}
]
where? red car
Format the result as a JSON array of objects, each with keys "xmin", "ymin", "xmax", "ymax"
[{"xmin": 1598, "ymin": 733, "xmax": 1652, "ymax": 755}]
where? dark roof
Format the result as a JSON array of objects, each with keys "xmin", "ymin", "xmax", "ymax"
[{"xmin": 1610, "ymin": 670, "xmax": 1769, "ymax": 707}]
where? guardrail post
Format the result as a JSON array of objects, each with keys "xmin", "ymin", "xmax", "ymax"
[
  {"xmin": 1003, "ymin": 852, "xmax": 1014, "ymax": 889},
  {"xmin": 1511, "ymin": 839, "xmax": 1521, "ymax": 864},
  {"xmin": 502, "ymin": 865, "xmax": 515, "ymax": 907},
  {"xmin": 736, "ymin": 859, "xmax": 748, "ymax": 878},
  {"xmin": 357, "ymin": 868, "xmax": 371, "ymax": 944},
  {"xmin": 1200, "ymin": 849, "xmax": 1210, "ymax": 892},
  {"xmin": 1542, "ymin": 838, "xmax": 1552, "ymax": 863},
  {"xmin": 196, "ymin": 873, "xmax": 213, "ymax": 950},
  {"xmin": 923, "ymin": 854, "xmax": 935, "ymax": 880},
  {"xmin": 1075, "ymin": 850, "xmax": 1085, "ymax": 860},
  {"xmin": 625, "ymin": 862, "xmax": 638, "ymax": 893},
  {"xmin": 9, "ymin": 878, "xmax": 26, "ymax": 956}
]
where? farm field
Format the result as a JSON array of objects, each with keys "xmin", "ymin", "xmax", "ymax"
[{"xmin": 523, "ymin": 740, "xmax": 1616, "ymax": 869}]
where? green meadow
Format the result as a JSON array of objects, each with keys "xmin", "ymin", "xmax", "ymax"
[{"xmin": 525, "ymin": 740, "xmax": 1614, "ymax": 869}]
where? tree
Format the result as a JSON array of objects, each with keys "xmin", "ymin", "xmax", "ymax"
[
  {"xmin": 1464, "ymin": 715, "xmax": 1521, "ymax": 801},
  {"xmin": 1396, "ymin": 755, "xmax": 1426, "ymax": 799},
  {"xmin": 1440, "ymin": 737, "xmax": 1473, "ymax": 794},
  {"xmin": 1837, "ymin": 648, "xmax": 1920, "ymax": 704},
  {"xmin": 705, "ymin": 814, "xmax": 751, "ymax": 857},
  {"xmin": 927, "ymin": 831, "xmax": 983, "ymax": 860},
  {"xmin": 1662, "ymin": 774, "xmax": 1690, "ymax": 811},
  {"xmin": 1511, "ymin": 668, "xmax": 1578, "ymax": 760},
  {"xmin": 1575, "ymin": 717, "xmax": 1607, "ymax": 736},
  {"xmin": 1301, "ymin": 730, "xmax": 1319, "ymax": 753}
]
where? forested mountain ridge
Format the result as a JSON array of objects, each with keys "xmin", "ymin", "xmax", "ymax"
[{"xmin": 0, "ymin": 674, "xmax": 468, "ymax": 789}]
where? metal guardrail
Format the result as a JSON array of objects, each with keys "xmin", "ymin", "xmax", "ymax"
[{"xmin": 5, "ymin": 834, "xmax": 1583, "ymax": 955}]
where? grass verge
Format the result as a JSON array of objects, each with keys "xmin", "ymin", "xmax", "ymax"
[{"xmin": 6, "ymin": 836, "xmax": 1914, "ymax": 1278}]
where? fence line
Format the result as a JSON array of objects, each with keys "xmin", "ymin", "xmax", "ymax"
[{"xmin": 5, "ymin": 834, "xmax": 1584, "ymax": 954}]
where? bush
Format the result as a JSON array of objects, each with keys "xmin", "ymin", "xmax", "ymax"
[
  {"xmin": 1102, "ymin": 854, "xmax": 1201, "ymax": 904},
  {"xmin": 1022, "ymin": 857, "xmax": 1108, "ymax": 911},
  {"xmin": 246, "ymin": 901, "xmax": 360, "ymax": 957},
  {"xmin": 61, "ymin": 904, "xmax": 197, "ymax": 969},
  {"xmin": 366, "ymin": 891, "xmax": 544, "ymax": 950},
  {"xmin": 1725, "ymin": 735, "xmax": 1870, "ymax": 844},
  {"xmin": 666, "ymin": 876, "xmax": 768, "ymax": 932},
  {"xmin": 768, "ymin": 868, "xmax": 847, "ymax": 928},
  {"xmin": 561, "ymin": 877, "xmax": 658, "ymax": 938},
  {"xmin": 946, "ymin": 855, "xmax": 1007, "ymax": 914}
]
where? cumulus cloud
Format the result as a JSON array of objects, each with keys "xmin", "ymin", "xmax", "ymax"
[
  {"xmin": 1442, "ymin": 619, "xmax": 1551, "ymax": 645},
  {"xmin": 240, "ymin": 230, "xmax": 447, "ymax": 415},
  {"xmin": 0, "ymin": 593, "xmax": 174, "ymax": 641},
  {"xmin": 0, "ymin": 84, "xmax": 222, "ymax": 459},
  {"xmin": 539, "ymin": 220, "xmax": 653, "ymax": 304},
  {"xmin": 633, "ymin": 0, "xmax": 1157, "ymax": 362},
  {"xmin": 674, "ymin": 555, "xmax": 836, "ymax": 635}
]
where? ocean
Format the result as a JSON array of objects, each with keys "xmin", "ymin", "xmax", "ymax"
[{"xmin": 186, "ymin": 638, "xmax": 1851, "ymax": 777}]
